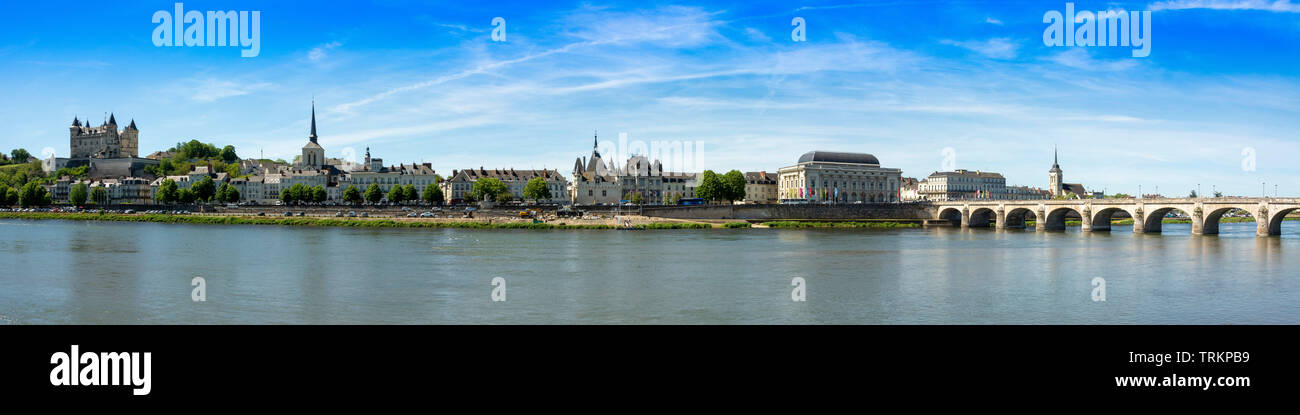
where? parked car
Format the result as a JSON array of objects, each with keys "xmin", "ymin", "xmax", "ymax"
[
  {"xmin": 335, "ymin": 211, "xmax": 344, "ymax": 217},
  {"xmin": 348, "ymin": 211, "xmax": 357, "ymax": 217},
  {"xmin": 284, "ymin": 211, "xmax": 293, "ymax": 216},
  {"xmin": 360, "ymin": 212, "xmax": 369, "ymax": 217}
]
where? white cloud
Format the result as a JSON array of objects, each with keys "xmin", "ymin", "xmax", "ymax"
[
  {"xmin": 985, "ymin": 16, "xmax": 1003, "ymax": 25},
  {"xmin": 189, "ymin": 79, "xmax": 274, "ymax": 103},
  {"xmin": 563, "ymin": 5, "xmax": 724, "ymax": 47},
  {"xmin": 1149, "ymin": 0, "xmax": 1300, "ymax": 12},
  {"xmin": 308, "ymin": 41, "xmax": 341, "ymax": 62},
  {"xmin": 1045, "ymin": 48, "xmax": 1140, "ymax": 71},
  {"xmin": 941, "ymin": 38, "xmax": 1018, "ymax": 59},
  {"xmin": 743, "ymin": 27, "xmax": 771, "ymax": 42}
]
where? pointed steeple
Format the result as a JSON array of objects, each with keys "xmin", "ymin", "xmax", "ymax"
[
  {"xmin": 108, "ymin": 113, "xmax": 116, "ymax": 125},
  {"xmin": 309, "ymin": 101, "xmax": 318, "ymax": 143},
  {"xmin": 127, "ymin": 119, "xmax": 137, "ymax": 130},
  {"xmin": 72, "ymin": 116, "xmax": 80, "ymax": 127},
  {"xmin": 1050, "ymin": 146, "xmax": 1062, "ymax": 172},
  {"xmin": 593, "ymin": 130, "xmax": 598, "ymax": 149}
]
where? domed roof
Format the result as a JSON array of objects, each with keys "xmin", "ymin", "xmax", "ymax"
[{"xmin": 797, "ymin": 151, "xmax": 880, "ymax": 166}]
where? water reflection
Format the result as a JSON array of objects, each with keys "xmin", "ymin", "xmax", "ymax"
[{"xmin": 0, "ymin": 218, "xmax": 1296, "ymax": 324}]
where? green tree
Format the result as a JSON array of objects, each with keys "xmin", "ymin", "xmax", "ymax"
[
  {"xmin": 192, "ymin": 176, "xmax": 216, "ymax": 203},
  {"xmin": 694, "ymin": 170, "xmax": 722, "ymax": 203},
  {"xmin": 292, "ymin": 183, "xmax": 310, "ymax": 204},
  {"xmin": 155, "ymin": 179, "xmax": 179, "ymax": 204},
  {"xmin": 387, "ymin": 184, "xmax": 405, "ymax": 204},
  {"xmin": 224, "ymin": 186, "xmax": 240, "ymax": 203},
  {"xmin": 471, "ymin": 178, "xmax": 508, "ymax": 202},
  {"xmin": 626, "ymin": 191, "xmax": 644, "ymax": 205},
  {"xmin": 220, "ymin": 145, "xmax": 239, "ymax": 163},
  {"xmin": 178, "ymin": 188, "xmax": 196, "ymax": 204},
  {"xmin": 224, "ymin": 163, "xmax": 241, "ymax": 178},
  {"xmin": 90, "ymin": 187, "xmax": 108, "ymax": 205},
  {"xmin": 343, "ymin": 185, "xmax": 362, "ymax": 205},
  {"xmin": 10, "ymin": 148, "xmax": 32, "ymax": 163},
  {"xmin": 18, "ymin": 182, "xmax": 50, "ymax": 206},
  {"xmin": 722, "ymin": 170, "xmax": 747, "ymax": 203},
  {"xmin": 523, "ymin": 177, "xmax": 552, "ymax": 202},
  {"xmin": 0, "ymin": 185, "xmax": 10, "ymax": 206},
  {"xmin": 5, "ymin": 187, "xmax": 19, "ymax": 206},
  {"xmin": 422, "ymin": 183, "xmax": 444, "ymax": 205},
  {"xmin": 280, "ymin": 187, "xmax": 292, "ymax": 204},
  {"xmin": 69, "ymin": 182, "xmax": 89, "ymax": 206},
  {"xmin": 403, "ymin": 184, "xmax": 418, "ymax": 203},
  {"xmin": 364, "ymin": 183, "xmax": 383, "ymax": 204},
  {"xmin": 312, "ymin": 185, "xmax": 327, "ymax": 203}
]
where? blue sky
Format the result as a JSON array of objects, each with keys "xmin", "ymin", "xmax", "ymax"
[{"xmin": 1, "ymin": 0, "xmax": 1298, "ymax": 196}]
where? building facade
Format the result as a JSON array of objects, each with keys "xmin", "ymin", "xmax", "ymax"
[
  {"xmin": 777, "ymin": 151, "xmax": 902, "ymax": 203},
  {"xmin": 569, "ymin": 136, "xmax": 697, "ymax": 205},
  {"xmin": 442, "ymin": 167, "xmax": 567, "ymax": 204},
  {"xmin": 69, "ymin": 114, "xmax": 139, "ymax": 159},
  {"xmin": 743, "ymin": 171, "xmax": 778, "ymax": 204}
]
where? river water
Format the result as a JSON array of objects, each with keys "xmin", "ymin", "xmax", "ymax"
[{"xmin": 0, "ymin": 218, "xmax": 1296, "ymax": 324}]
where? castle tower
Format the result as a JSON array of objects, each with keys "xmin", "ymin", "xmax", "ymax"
[
  {"xmin": 69, "ymin": 112, "xmax": 137, "ymax": 159},
  {"xmin": 1048, "ymin": 147, "xmax": 1063, "ymax": 196}
]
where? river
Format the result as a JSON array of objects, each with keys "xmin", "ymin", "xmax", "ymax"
[{"xmin": 1, "ymin": 218, "xmax": 1296, "ymax": 324}]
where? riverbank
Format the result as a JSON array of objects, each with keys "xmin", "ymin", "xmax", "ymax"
[{"xmin": 0, "ymin": 212, "xmax": 924, "ymax": 230}]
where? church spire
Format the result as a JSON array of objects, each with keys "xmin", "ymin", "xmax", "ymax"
[{"xmin": 309, "ymin": 101, "xmax": 318, "ymax": 143}]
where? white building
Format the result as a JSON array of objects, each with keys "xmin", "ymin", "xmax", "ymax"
[
  {"xmin": 777, "ymin": 151, "xmax": 902, "ymax": 203},
  {"xmin": 570, "ymin": 137, "xmax": 696, "ymax": 205},
  {"xmin": 442, "ymin": 167, "xmax": 567, "ymax": 204}
]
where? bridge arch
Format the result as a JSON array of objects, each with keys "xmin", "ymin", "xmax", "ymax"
[
  {"xmin": 938, "ymin": 207, "xmax": 963, "ymax": 227},
  {"xmin": 1142, "ymin": 206, "xmax": 1195, "ymax": 234},
  {"xmin": 1003, "ymin": 207, "xmax": 1037, "ymax": 229},
  {"xmin": 1268, "ymin": 206, "xmax": 1300, "ymax": 235},
  {"xmin": 1203, "ymin": 205, "xmax": 1258, "ymax": 235},
  {"xmin": 969, "ymin": 207, "xmax": 996, "ymax": 228},
  {"xmin": 1044, "ymin": 206, "xmax": 1082, "ymax": 231},
  {"xmin": 1089, "ymin": 207, "xmax": 1134, "ymax": 232}
]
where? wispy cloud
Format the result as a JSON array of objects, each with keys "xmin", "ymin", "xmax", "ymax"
[
  {"xmin": 743, "ymin": 27, "xmax": 771, "ymax": 42},
  {"xmin": 307, "ymin": 41, "xmax": 341, "ymax": 62},
  {"xmin": 1044, "ymin": 48, "xmax": 1140, "ymax": 71},
  {"xmin": 189, "ymin": 79, "xmax": 274, "ymax": 103},
  {"xmin": 1149, "ymin": 0, "xmax": 1300, "ymax": 12},
  {"xmin": 985, "ymin": 16, "xmax": 1004, "ymax": 25},
  {"xmin": 941, "ymin": 38, "xmax": 1018, "ymax": 59}
]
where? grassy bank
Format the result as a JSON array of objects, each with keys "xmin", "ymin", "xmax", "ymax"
[
  {"xmin": 762, "ymin": 221, "xmax": 920, "ymax": 229},
  {"xmin": 0, "ymin": 212, "xmax": 641, "ymax": 230}
]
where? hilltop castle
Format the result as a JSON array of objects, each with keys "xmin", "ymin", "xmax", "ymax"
[{"xmin": 69, "ymin": 114, "xmax": 139, "ymax": 159}]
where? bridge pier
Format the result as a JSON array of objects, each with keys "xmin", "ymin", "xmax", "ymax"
[
  {"xmin": 1191, "ymin": 208, "xmax": 1206, "ymax": 235},
  {"xmin": 1080, "ymin": 207, "xmax": 1094, "ymax": 232}
]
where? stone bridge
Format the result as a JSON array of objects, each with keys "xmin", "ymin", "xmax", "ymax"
[{"xmin": 932, "ymin": 198, "xmax": 1300, "ymax": 236}]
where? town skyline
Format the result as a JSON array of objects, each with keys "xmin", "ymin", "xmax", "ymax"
[{"xmin": 2, "ymin": 1, "xmax": 1298, "ymax": 196}]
